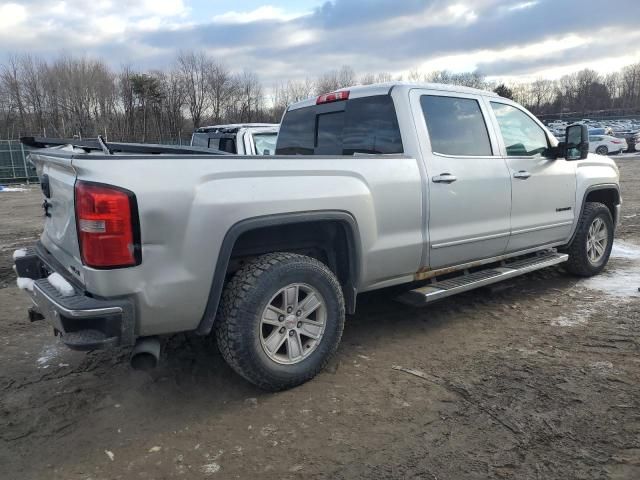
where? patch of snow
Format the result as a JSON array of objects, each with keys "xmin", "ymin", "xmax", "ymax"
[
  {"xmin": 590, "ymin": 361, "xmax": 613, "ymax": 372},
  {"xmin": 148, "ymin": 446, "xmax": 162, "ymax": 453},
  {"xmin": 0, "ymin": 186, "xmax": 27, "ymax": 192},
  {"xmin": 105, "ymin": 450, "xmax": 115, "ymax": 461},
  {"xmin": 12, "ymin": 248, "xmax": 27, "ymax": 260},
  {"xmin": 47, "ymin": 272, "xmax": 75, "ymax": 297},
  {"xmin": 582, "ymin": 267, "xmax": 640, "ymax": 298},
  {"xmin": 16, "ymin": 277, "xmax": 34, "ymax": 292},
  {"xmin": 37, "ymin": 343, "xmax": 61, "ymax": 366},
  {"xmin": 581, "ymin": 241, "xmax": 640, "ymax": 298},
  {"xmin": 610, "ymin": 241, "xmax": 640, "ymax": 260},
  {"xmin": 201, "ymin": 462, "xmax": 221, "ymax": 474},
  {"xmin": 551, "ymin": 315, "xmax": 588, "ymax": 327}
]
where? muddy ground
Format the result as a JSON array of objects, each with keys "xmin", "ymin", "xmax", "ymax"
[{"xmin": 1, "ymin": 158, "xmax": 639, "ymax": 480}]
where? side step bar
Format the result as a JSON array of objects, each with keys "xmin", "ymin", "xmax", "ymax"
[{"xmin": 397, "ymin": 250, "xmax": 568, "ymax": 307}]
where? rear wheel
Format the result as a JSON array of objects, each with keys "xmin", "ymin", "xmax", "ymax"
[
  {"xmin": 215, "ymin": 252, "xmax": 345, "ymax": 391},
  {"xmin": 564, "ymin": 202, "xmax": 614, "ymax": 277},
  {"xmin": 595, "ymin": 145, "xmax": 608, "ymax": 155}
]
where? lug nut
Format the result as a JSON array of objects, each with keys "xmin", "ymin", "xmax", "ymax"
[
  {"xmin": 296, "ymin": 310, "xmax": 302, "ymax": 317},
  {"xmin": 297, "ymin": 321, "xmax": 302, "ymax": 328},
  {"xmin": 287, "ymin": 307, "xmax": 293, "ymax": 313},
  {"xmin": 279, "ymin": 327, "xmax": 285, "ymax": 334},
  {"xmin": 289, "ymin": 330, "xmax": 295, "ymax": 336},
  {"xmin": 278, "ymin": 315, "xmax": 284, "ymax": 322}
]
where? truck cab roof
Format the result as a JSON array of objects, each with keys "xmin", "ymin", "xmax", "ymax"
[{"xmin": 287, "ymin": 82, "xmax": 499, "ymax": 111}]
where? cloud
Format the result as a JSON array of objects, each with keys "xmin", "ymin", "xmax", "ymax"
[
  {"xmin": 0, "ymin": 0, "xmax": 638, "ymax": 85},
  {"xmin": 0, "ymin": 3, "xmax": 27, "ymax": 28},
  {"xmin": 213, "ymin": 5, "xmax": 306, "ymax": 24}
]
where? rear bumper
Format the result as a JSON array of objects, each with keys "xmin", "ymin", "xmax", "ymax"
[{"xmin": 14, "ymin": 244, "xmax": 136, "ymax": 350}]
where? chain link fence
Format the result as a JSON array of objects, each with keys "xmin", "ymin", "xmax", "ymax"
[{"xmin": 0, "ymin": 140, "xmax": 37, "ymax": 185}]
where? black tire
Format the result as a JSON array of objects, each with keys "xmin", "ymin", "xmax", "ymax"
[
  {"xmin": 215, "ymin": 252, "xmax": 345, "ymax": 391},
  {"xmin": 564, "ymin": 202, "xmax": 614, "ymax": 277},
  {"xmin": 595, "ymin": 145, "xmax": 608, "ymax": 155}
]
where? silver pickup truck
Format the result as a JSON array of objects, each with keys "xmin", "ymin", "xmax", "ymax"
[{"xmin": 14, "ymin": 82, "xmax": 620, "ymax": 390}]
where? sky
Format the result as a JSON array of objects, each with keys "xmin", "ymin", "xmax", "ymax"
[{"xmin": 0, "ymin": 0, "xmax": 639, "ymax": 85}]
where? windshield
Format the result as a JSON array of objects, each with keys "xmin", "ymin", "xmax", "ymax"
[{"xmin": 253, "ymin": 132, "xmax": 278, "ymax": 155}]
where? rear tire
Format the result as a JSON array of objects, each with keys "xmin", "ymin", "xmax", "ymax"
[
  {"xmin": 595, "ymin": 145, "xmax": 608, "ymax": 155},
  {"xmin": 564, "ymin": 202, "xmax": 614, "ymax": 277},
  {"xmin": 215, "ymin": 252, "xmax": 345, "ymax": 391}
]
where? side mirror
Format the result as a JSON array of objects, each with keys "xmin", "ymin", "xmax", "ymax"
[{"xmin": 565, "ymin": 124, "xmax": 589, "ymax": 160}]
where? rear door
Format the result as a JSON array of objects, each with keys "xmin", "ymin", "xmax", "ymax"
[
  {"xmin": 410, "ymin": 90, "xmax": 512, "ymax": 269},
  {"xmin": 486, "ymin": 100, "xmax": 576, "ymax": 252}
]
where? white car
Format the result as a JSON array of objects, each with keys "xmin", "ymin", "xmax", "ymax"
[{"xmin": 589, "ymin": 135, "xmax": 626, "ymax": 155}]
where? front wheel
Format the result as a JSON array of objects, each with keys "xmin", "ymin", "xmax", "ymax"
[
  {"xmin": 215, "ymin": 253, "xmax": 345, "ymax": 391},
  {"xmin": 564, "ymin": 202, "xmax": 614, "ymax": 277}
]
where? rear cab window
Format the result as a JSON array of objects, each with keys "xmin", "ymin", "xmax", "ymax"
[{"xmin": 276, "ymin": 95, "xmax": 403, "ymax": 155}]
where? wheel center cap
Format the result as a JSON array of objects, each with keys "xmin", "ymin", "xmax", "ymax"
[{"xmin": 285, "ymin": 314, "xmax": 297, "ymax": 329}]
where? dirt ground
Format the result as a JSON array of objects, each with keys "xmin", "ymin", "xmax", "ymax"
[{"xmin": 1, "ymin": 158, "xmax": 640, "ymax": 480}]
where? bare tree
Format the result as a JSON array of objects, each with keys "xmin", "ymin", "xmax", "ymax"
[
  {"xmin": 315, "ymin": 66, "xmax": 356, "ymax": 94},
  {"xmin": 529, "ymin": 78, "xmax": 555, "ymax": 113},
  {"xmin": 177, "ymin": 51, "xmax": 211, "ymax": 128},
  {"xmin": 157, "ymin": 69, "xmax": 186, "ymax": 139},
  {"xmin": 208, "ymin": 62, "xmax": 234, "ymax": 124},
  {"xmin": 0, "ymin": 55, "xmax": 27, "ymax": 132}
]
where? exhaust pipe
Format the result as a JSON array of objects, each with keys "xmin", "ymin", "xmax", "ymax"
[{"xmin": 130, "ymin": 336, "xmax": 161, "ymax": 370}]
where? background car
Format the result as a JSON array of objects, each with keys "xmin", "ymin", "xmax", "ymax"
[
  {"xmin": 589, "ymin": 134, "xmax": 626, "ymax": 155},
  {"xmin": 191, "ymin": 123, "xmax": 279, "ymax": 155}
]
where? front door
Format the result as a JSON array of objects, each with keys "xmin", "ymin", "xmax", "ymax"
[
  {"xmin": 487, "ymin": 100, "xmax": 577, "ymax": 252},
  {"xmin": 411, "ymin": 90, "xmax": 512, "ymax": 269}
]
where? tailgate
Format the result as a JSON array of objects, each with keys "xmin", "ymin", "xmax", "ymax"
[{"xmin": 30, "ymin": 150, "xmax": 85, "ymax": 284}]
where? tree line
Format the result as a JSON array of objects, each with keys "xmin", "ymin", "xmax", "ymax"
[{"xmin": 2, "ymin": 51, "xmax": 640, "ymax": 143}]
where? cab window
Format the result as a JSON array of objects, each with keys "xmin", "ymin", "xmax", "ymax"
[
  {"xmin": 420, "ymin": 95, "xmax": 493, "ymax": 156},
  {"xmin": 490, "ymin": 102, "xmax": 549, "ymax": 156},
  {"xmin": 276, "ymin": 95, "xmax": 403, "ymax": 155}
]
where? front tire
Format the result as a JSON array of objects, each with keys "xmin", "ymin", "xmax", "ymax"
[
  {"xmin": 215, "ymin": 253, "xmax": 345, "ymax": 391},
  {"xmin": 564, "ymin": 202, "xmax": 614, "ymax": 277}
]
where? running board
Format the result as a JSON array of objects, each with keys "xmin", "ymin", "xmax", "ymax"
[{"xmin": 397, "ymin": 251, "xmax": 568, "ymax": 307}]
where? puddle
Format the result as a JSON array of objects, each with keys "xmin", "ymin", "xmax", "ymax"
[{"xmin": 581, "ymin": 241, "xmax": 640, "ymax": 298}]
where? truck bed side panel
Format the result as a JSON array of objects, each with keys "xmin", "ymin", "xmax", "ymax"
[{"xmin": 71, "ymin": 154, "xmax": 424, "ymax": 335}]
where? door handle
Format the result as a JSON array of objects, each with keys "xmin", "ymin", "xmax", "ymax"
[
  {"xmin": 513, "ymin": 170, "xmax": 531, "ymax": 180},
  {"xmin": 432, "ymin": 173, "xmax": 458, "ymax": 184}
]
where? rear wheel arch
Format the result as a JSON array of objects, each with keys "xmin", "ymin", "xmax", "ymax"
[{"xmin": 196, "ymin": 211, "xmax": 361, "ymax": 335}]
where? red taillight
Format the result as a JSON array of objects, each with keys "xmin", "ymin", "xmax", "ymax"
[
  {"xmin": 611, "ymin": 139, "xmax": 623, "ymax": 144},
  {"xmin": 75, "ymin": 181, "xmax": 140, "ymax": 268},
  {"xmin": 316, "ymin": 90, "xmax": 350, "ymax": 104}
]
